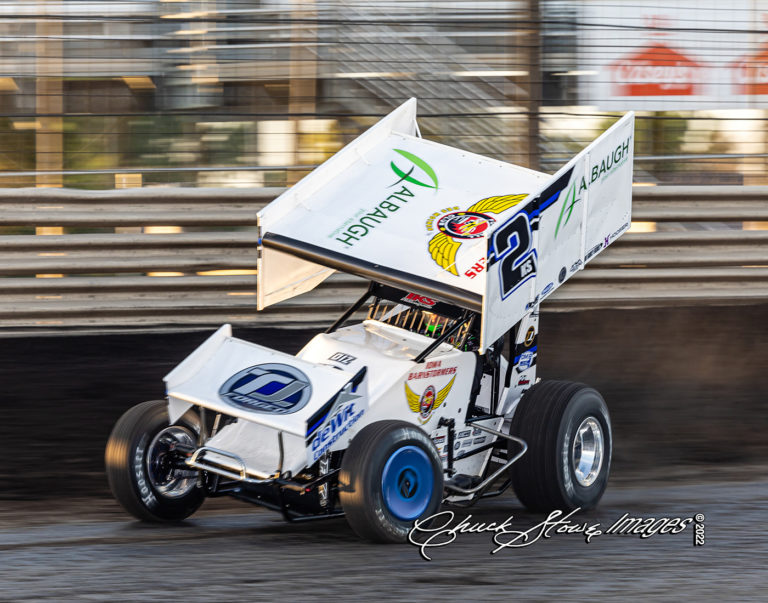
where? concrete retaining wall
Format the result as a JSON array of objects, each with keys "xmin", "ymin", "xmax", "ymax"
[{"xmin": 1, "ymin": 302, "xmax": 766, "ymax": 499}]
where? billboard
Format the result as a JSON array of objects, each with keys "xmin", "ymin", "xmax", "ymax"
[{"xmin": 581, "ymin": 1, "xmax": 768, "ymax": 110}]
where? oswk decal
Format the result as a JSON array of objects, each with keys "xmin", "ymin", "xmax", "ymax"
[
  {"xmin": 402, "ymin": 292, "xmax": 437, "ymax": 308},
  {"xmin": 328, "ymin": 352, "xmax": 357, "ymax": 365},
  {"xmin": 219, "ymin": 363, "xmax": 312, "ymax": 414}
]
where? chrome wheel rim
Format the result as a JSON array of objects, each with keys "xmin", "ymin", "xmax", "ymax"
[
  {"xmin": 146, "ymin": 425, "xmax": 197, "ymax": 498},
  {"xmin": 572, "ymin": 417, "xmax": 604, "ymax": 487}
]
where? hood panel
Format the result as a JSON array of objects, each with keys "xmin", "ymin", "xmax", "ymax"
[{"xmin": 165, "ymin": 335, "xmax": 357, "ymax": 437}]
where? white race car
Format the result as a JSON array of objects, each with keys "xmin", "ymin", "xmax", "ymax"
[{"xmin": 106, "ymin": 100, "xmax": 635, "ymax": 542}]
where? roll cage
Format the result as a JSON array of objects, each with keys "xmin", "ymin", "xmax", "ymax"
[{"xmin": 327, "ymin": 282, "xmax": 480, "ymax": 358}]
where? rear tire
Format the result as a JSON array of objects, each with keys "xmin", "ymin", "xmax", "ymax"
[
  {"xmin": 105, "ymin": 400, "xmax": 205, "ymax": 522},
  {"xmin": 509, "ymin": 380, "xmax": 611, "ymax": 512},
  {"xmin": 339, "ymin": 420, "xmax": 443, "ymax": 543}
]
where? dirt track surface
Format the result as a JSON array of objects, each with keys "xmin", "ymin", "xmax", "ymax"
[{"xmin": 0, "ymin": 478, "xmax": 765, "ymax": 601}]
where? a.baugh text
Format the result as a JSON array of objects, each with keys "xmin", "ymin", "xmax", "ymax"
[{"xmin": 408, "ymin": 508, "xmax": 704, "ymax": 560}]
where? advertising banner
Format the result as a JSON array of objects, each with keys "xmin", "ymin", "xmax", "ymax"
[{"xmin": 581, "ymin": 1, "xmax": 768, "ymax": 110}]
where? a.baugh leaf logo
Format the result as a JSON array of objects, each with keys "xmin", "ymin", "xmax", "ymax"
[
  {"xmin": 329, "ymin": 148, "xmax": 438, "ymax": 248},
  {"xmin": 427, "ymin": 194, "xmax": 527, "ymax": 275},
  {"xmin": 555, "ymin": 182, "xmax": 579, "ymax": 239},
  {"xmin": 390, "ymin": 148, "xmax": 439, "ymax": 190},
  {"xmin": 405, "ymin": 375, "xmax": 455, "ymax": 424}
]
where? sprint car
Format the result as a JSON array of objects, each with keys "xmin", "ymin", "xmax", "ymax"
[{"xmin": 106, "ymin": 99, "xmax": 635, "ymax": 542}]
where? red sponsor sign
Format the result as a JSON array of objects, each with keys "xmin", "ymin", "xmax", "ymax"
[
  {"xmin": 732, "ymin": 46, "xmax": 768, "ymax": 95},
  {"xmin": 609, "ymin": 43, "xmax": 704, "ymax": 97}
]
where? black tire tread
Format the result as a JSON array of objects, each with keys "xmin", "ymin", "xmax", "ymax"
[
  {"xmin": 510, "ymin": 380, "xmax": 597, "ymax": 512},
  {"xmin": 105, "ymin": 399, "xmax": 204, "ymax": 522},
  {"xmin": 340, "ymin": 420, "xmax": 441, "ymax": 543}
]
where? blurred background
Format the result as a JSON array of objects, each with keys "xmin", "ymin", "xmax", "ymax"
[
  {"xmin": 3, "ymin": 0, "xmax": 768, "ymax": 191},
  {"xmin": 0, "ymin": 7, "xmax": 766, "ymax": 590},
  {"xmin": 1, "ymin": 0, "xmax": 767, "ymax": 328}
]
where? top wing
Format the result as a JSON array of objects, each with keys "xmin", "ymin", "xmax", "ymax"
[
  {"xmin": 257, "ymin": 98, "xmax": 547, "ymax": 311},
  {"xmin": 256, "ymin": 97, "xmax": 635, "ymax": 354},
  {"xmin": 481, "ymin": 112, "xmax": 635, "ymax": 349}
]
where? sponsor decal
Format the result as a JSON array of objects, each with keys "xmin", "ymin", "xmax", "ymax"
[
  {"xmin": 553, "ymin": 138, "xmax": 632, "ymax": 240},
  {"xmin": 517, "ymin": 376, "xmax": 530, "ymax": 386},
  {"xmin": 585, "ymin": 241, "xmax": 603, "ymax": 261},
  {"xmin": 461, "ymin": 440, "xmax": 472, "ymax": 448},
  {"xmin": 310, "ymin": 401, "xmax": 364, "ymax": 462},
  {"xmin": 332, "ymin": 186, "xmax": 415, "ymax": 248},
  {"xmin": 472, "ymin": 427, "xmax": 481, "ymax": 436},
  {"xmin": 390, "ymin": 149, "xmax": 439, "ymax": 190},
  {"xmin": 432, "ymin": 435, "xmax": 446, "ymax": 445},
  {"xmin": 524, "ymin": 326, "xmax": 536, "ymax": 347},
  {"xmin": 463, "ymin": 256, "xmax": 487, "ymax": 280},
  {"xmin": 588, "ymin": 137, "xmax": 632, "ymax": 185},
  {"xmin": 408, "ymin": 360, "xmax": 457, "ymax": 381},
  {"xmin": 219, "ymin": 363, "xmax": 312, "ymax": 414},
  {"xmin": 517, "ymin": 350, "xmax": 534, "ymax": 372},
  {"xmin": 473, "ymin": 436, "xmax": 487, "ymax": 445},
  {"xmin": 426, "ymin": 194, "xmax": 527, "ymax": 276},
  {"xmin": 308, "ymin": 374, "xmax": 366, "ymax": 462},
  {"xmin": 610, "ymin": 221, "xmax": 630, "ymax": 242},
  {"xmin": 318, "ymin": 454, "xmax": 331, "ymax": 507},
  {"xmin": 490, "ymin": 212, "xmax": 538, "ymax": 300},
  {"xmin": 570, "ymin": 259, "xmax": 582, "ymax": 273},
  {"xmin": 438, "ymin": 211, "xmax": 495, "ymax": 240},
  {"xmin": 454, "ymin": 441, "xmax": 461, "ymax": 451},
  {"xmin": 558, "ymin": 266, "xmax": 567, "ymax": 283},
  {"xmin": 328, "ymin": 352, "xmax": 356, "ymax": 366},
  {"xmin": 405, "ymin": 375, "xmax": 455, "ymax": 424},
  {"xmin": 541, "ymin": 282, "xmax": 554, "ymax": 298},
  {"xmin": 331, "ymin": 149, "xmax": 438, "ymax": 248},
  {"xmin": 402, "ymin": 292, "xmax": 437, "ymax": 308},
  {"xmin": 555, "ymin": 182, "xmax": 580, "ymax": 239},
  {"xmin": 133, "ymin": 441, "xmax": 155, "ymax": 507},
  {"xmin": 488, "ymin": 142, "xmax": 631, "ymax": 301},
  {"xmin": 458, "ymin": 430, "xmax": 471, "ymax": 439},
  {"xmin": 562, "ymin": 139, "xmax": 633, "ymax": 212}
]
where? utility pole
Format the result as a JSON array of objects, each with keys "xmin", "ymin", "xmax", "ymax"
[
  {"xmin": 287, "ymin": 0, "xmax": 317, "ymax": 184},
  {"xmin": 35, "ymin": 0, "xmax": 63, "ymax": 194},
  {"xmin": 524, "ymin": 0, "xmax": 541, "ymax": 172},
  {"xmin": 35, "ymin": 0, "xmax": 64, "ymax": 279}
]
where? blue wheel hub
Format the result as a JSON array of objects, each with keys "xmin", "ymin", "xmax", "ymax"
[{"xmin": 381, "ymin": 445, "xmax": 434, "ymax": 521}]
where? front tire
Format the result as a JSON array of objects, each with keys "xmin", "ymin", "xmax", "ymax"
[
  {"xmin": 509, "ymin": 380, "xmax": 612, "ymax": 512},
  {"xmin": 339, "ymin": 420, "xmax": 443, "ymax": 543},
  {"xmin": 105, "ymin": 400, "xmax": 205, "ymax": 522}
]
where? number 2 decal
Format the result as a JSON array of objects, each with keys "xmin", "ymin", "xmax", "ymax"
[{"xmin": 491, "ymin": 212, "xmax": 537, "ymax": 299}]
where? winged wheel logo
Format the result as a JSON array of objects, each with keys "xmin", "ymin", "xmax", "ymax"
[
  {"xmin": 405, "ymin": 375, "xmax": 455, "ymax": 424},
  {"xmin": 428, "ymin": 194, "xmax": 527, "ymax": 275}
]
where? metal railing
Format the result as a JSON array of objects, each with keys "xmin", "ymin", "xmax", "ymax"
[{"xmin": 1, "ymin": 185, "xmax": 766, "ymax": 331}]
